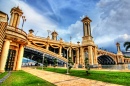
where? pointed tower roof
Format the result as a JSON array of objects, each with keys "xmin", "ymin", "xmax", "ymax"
[
  {"xmin": 81, "ymin": 16, "xmax": 92, "ymax": 22},
  {"xmin": 51, "ymin": 30, "xmax": 58, "ymax": 35},
  {"xmin": 10, "ymin": 6, "xmax": 23, "ymax": 15}
]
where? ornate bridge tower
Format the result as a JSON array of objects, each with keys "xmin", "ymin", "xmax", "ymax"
[
  {"xmin": 0, "ymin": 7, "xmax": 27, "ymax": 72},
  {"xmin": 51, "ymin": 30, "xmax": 58, "ymax": 40},
  {"xmin": 80, "ymin": 16, "xmax": 98, "ymax": 66},
  {"xmin": 116, "ymin": 42, "xmax": 124, "ymax": 63},
  {"xmin": 9, "ymin": 6, "xmax": 23, "ymax": 28}
]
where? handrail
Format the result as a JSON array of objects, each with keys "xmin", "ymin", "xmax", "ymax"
[{"xmin": 26, "ymin": 44, "xmax": 67, "ymax": 62}]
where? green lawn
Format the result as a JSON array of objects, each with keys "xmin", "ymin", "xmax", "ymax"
[
  {"xmin": 0, "ymin": 70, "xmax": 55, "ymax": 86},
  {"xmin": 0, "ymin": 72, "xmax": 8, "ymax": 79},
  {"xmin": 40, "ymin": 67, "xmax": 130, "ymax": 86}
]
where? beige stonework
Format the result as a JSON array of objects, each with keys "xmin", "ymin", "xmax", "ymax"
[{"xmin": 0, "ymin": 7, "xmax": 130, "ymax": 72}]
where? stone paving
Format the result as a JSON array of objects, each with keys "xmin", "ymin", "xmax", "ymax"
[{"xmin": 22, "ymin": 67, "xmax": 122, "ymax": 86}]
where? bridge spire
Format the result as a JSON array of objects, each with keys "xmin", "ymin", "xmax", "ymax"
[
  {"xmin": 116, "ymin": 42, "xmax": 123, "ymax": 55},
  {"xmin": 81, "ymin": 16, "xmax": 94, "ymax": 46},
  {"xmin": 80, "ymin": 16, "xmax": 98, "ymax": 66},
  {"xmin": 9, "ymin": 6, "xmax": 23, "ymax": 28},
  {"xmin": 51, "ymin": 30, "xmax": 58, "ymax": 40}
]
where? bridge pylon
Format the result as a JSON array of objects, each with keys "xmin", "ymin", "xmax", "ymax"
[
  {"xmin": 80, "ymin": 16, "xmax": 98, "ymax": 66},
  {"xmin": 116, "ymin": 42, "xmax": 124, "ymax": 64}
]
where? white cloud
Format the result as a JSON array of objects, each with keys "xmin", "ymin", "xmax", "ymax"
[
  {"xmin": 114, "ymin": 34, "xmax": 130, "ymax": 43},
  {"xmin": 93, "ymin": 0, "xmax": 130, "ymax": 52}
]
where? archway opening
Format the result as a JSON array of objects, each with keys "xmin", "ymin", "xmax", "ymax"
[{"xmin": 98, "ymin": 55, "xmax": 116, "ymax": 65}]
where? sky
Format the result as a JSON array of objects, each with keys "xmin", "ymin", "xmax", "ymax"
[{"xmin": 0, "ymin": 0, "xmax": 130, "ymax": 53}]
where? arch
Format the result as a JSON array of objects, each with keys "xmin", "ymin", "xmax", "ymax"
[{"xmin": 98, "ymin": 55, "xmax": 116, "ymax": 65}]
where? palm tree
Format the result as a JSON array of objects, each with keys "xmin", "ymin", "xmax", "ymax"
[{"xmin": 124, "ymin": 42, "xmax": 130, "ymax": 51}]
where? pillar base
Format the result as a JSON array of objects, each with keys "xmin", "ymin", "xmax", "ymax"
[{"xmin": 0, "ymin": 70, "xmax": 5, "ymax": 73}]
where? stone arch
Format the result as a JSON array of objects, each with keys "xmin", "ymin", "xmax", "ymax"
[{"xmin": 98, "ymin": 55, "xmax": 116, "ymax": 65}]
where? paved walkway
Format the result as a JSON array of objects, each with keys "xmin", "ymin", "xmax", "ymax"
[{"xmin": 22, "ymin": 67, "xmax": 122, "ymax": 86}]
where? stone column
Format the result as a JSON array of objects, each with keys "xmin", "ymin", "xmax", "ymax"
[
  {"xmin": 17, "ymin": 16, "xmax": 21, "ymax": 28},
  {"xmin": 76, "ymin": 48, "xmax": 79, "ymax": 64},
  {"xmin": 69, "ymin": 47, "xmax": 72, "ymax": 57},
  {"xmin": 80, "ymin": 47, "xmax": 84, "ymax": 65},
  {"xmin": 46, "ymin": 44, "xmax": 49, "ymax": 50},
  {"xmin": 16, "ymin": 45, "xmax": 24, "ymax": 70},
  {"xmin": 59, "ymin": 46, "xmax": 62, "ymax": 56},
  {"xmin": 9, "ymin": 13, "xmax": 14, "ymax": 26},
  {"xmin": 94, "ymin": 47, "xmax": 98, "ymax": 65},
  {"xmin": 12, "ymin": 14, "xmax": 17, "ymax": 27},
  {"xmin": 88, "ymin": 46, "xmax": 93, "ymax": 65},
  {"xmin": 0, "ymin": 40, "xmax": 10, "ymax": 72}
]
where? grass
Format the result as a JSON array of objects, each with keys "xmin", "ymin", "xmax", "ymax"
[
  {"xmin": 40, "ymin": 67, "xmax": 130, "ymax": 86},
  {"xmin": 0, "ymin": 70, "xmax": 55, "ymax": 86},
  {"xmin": 0, "ymin": 72, "xmax": 8, "ymax": 79}
]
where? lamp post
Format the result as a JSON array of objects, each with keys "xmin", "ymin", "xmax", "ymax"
[
  {"xmin": 31, "ymin": 55, "xmax": 34, "ymax": 66},
  {"xmin": 42, "ymin": 54, "xmax": 45, "ymax": 70},
  {"xmin": 66, "ymin": 48, "xmax": 69, "ymax": 74},
  {"xmin": 22, "ymin": 16, "xmax": 26, "ymax": 30},
  {"xmin": 47, "ymin": 30, "xmax": 51, "ymax": 37}
]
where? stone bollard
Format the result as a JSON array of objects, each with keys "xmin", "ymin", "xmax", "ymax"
[
  {"xmin": 64, "ymin": 64, "xmax": 66, "ymax": 68},
  {"xmin": 98, "ymin": 64, "xmax": 102, "ymax": 69},
  {"xmin": 124, "ymin": 64, "xmax": 128, "ymax": 70}
]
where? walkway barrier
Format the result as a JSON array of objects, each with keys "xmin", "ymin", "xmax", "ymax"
[{"xmin": 101, "ymin": 64, "xmax": 130, "ymax": 70}]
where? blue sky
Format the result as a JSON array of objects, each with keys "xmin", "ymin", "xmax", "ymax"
[{"xmin": 0, "ymin": 0, "xmax": 130, "ymax": 53}]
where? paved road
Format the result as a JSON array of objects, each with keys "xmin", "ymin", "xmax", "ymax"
[{"xmin": 22, "ymin": 67, "xmax": 122, "ymax": 86}]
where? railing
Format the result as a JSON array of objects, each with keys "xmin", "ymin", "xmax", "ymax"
[
  {"xmin": 98, "ymin": 49, "xmax": 116, "ymax": 56},
  {"xmin": 26, "ymin": 44, "xmax": 67, "ymax": 62},
  {"xmin": 29, "ymin": 35, "xmax": 78, "ymax": 47},
  {"xmin": 101, "ymin": 64, "xmax": 130, "ymax": 70},
  {"xmin": 7, "ymin": 26, "xmax": 27, "ymax": 38}
]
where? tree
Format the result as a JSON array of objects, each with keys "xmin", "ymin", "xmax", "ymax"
[
  {"xmin": 68, "ymin": 57, "xmax": 74, "ymax": 72},
  {"xmin": 85, "ymin": 54, "xmax": 90, "ymax": 75},
  {"xmin": 124, "ymin": 42, "xmax": 130, "ymax": 51},
  {"xmin": 53, "ymin": 58, "xmax": 58, "ymax": 68}
]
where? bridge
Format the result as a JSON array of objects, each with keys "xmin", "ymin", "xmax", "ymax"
[{"xmin": 0, "ymin": 6, "xmax": 130, "ymax": 72}]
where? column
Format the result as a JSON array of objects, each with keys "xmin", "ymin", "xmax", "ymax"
[
  {"xmin": 9, "ymin": 13, "xmax": 14, "ymax": 26},
  {"xmin": 46, "ymin": 44, "xmax": 49, "ymax": 50},
  {"xmin": 69, "ymin": 48, "xmax": 72, "ymax": 57},
  {"xmin": 17, "ymin": 16, "xmax": 21, "ymax": 28},
  {"xmin": 88, "ymin": 46, "xmax": 93, "ymax": 65},
  {"xmin": 59, "ymin": 46, "xmax": 62, "ymax": 56},
  {"xmin": 76, "ymin": 49, "xmax": 79, "ymax": 64},
  {"xmin": 12, "ymin": 14, "xmax": 16, "ymax": 27},
  {"xmin": 80, "ymin": 47, "xmax": 83, "ymax": 64},
  {"xmin": 0, "ymin": 40, "xmax": 10, "ymax": 72},
  {"xmin": 121, "ymin": 56, "xmax": 124, "ymax": 63},
  {"xmin": 16, "ymin": 45, "xmax": 24, "ymax": 70},
  {"xmin": 94, "ymin": 47, "xmax": 98, "ymax": 65}
]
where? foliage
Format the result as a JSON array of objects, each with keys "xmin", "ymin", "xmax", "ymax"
[
  {"xmin": 1, "ymin": 70, "xmax": 55, "ymax": 86},
  {"xmin": 53, "ymin": 58, "xmax": 58, "ymax": 68},
  {"xmin": 85, "ymin": 57, "xmax": 90, "ymax": 75},
  {"xmin": 68, "ymin": 57, "xmax": 74, "ymax": 71},
  {"xmin": 43, "ymin": 67, "xmax": 130, "ymax": 86},
  {"xmin": 124, "ymin": 41, "xmax": 130, "ymax": 51},
  {"xmin": 124, "ymin": 55, "xmax": 130, "ymax": 58}
]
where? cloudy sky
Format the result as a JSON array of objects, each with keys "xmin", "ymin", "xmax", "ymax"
[{"xmin": 0, "ymin": 0, "xmax": 130, "ymax": 53}]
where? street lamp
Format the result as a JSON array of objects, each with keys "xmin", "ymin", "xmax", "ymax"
[
  {"xmin": 42, "ymin": 54, "xmax": 45, "ymax": 70},
  {"xmin": 70, "ymin": 36, "xmax": 72, "ymax": 42},
  {"xmin": 31, "ymin": 55, "xmax": 34, "ymax": 66},
  {"xmin": 47, "ymin": 30, "xmax": 51, "ymax": 37},
  {"xmin": 66, "ymin": 48, "xmax": 69, "ymax": 74},
  {"xmin": 22, "ymin": 16, "xmax": 26, "ymax": 30}
]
